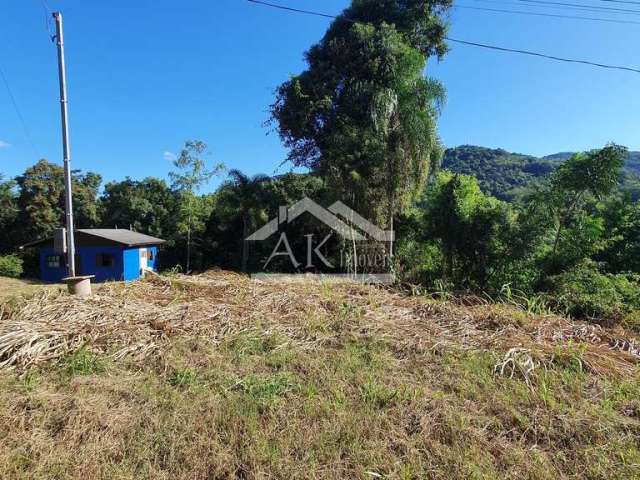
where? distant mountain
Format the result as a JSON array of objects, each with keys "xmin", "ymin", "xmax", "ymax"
[
  {"xmin": 442, "ymin": 145, "xmax": 640, "ymax": 201},
  {"xmin": 542, "ymin": 151, "xmax": 640, "ymax": 174},
  {"xmin": 541, "ymin": 152, "xmax": 573, "ymax": 163}
]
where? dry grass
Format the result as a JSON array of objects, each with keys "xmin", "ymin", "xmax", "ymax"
[
  {"xmin": 0, "ymin": 270, "xmax": 638, "ymax": 479},
  {"xmin": 0, "ymin": 277, "xmax": 62, "ymax": 301}
]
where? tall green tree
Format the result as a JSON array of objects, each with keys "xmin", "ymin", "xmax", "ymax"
[
  {"xmin": 169, "ymin": 141, "xmax": 224, "ymax": 272},
  {"xmin": 423, "ymin": 171, "xmax": 517, "ymax": 289},
  {"xmin": 15, "ymin": 159, "xmax": 102, "ymax": 244},
  {"xmin": 270, "ymin": 0, "xmax": 451, "ymax": 257},
  {"xmin": 220, "ymin": 170, "xmax": 270, "ymax": 273},
  {"xmin": 203, "ymin": 172, "xmax": 327, "ymax": 272},
  {"xmin": 0, "ymin": 174, "xmax": 18, "ymax": 253},
  {"xmin": 532, "ymin": 144, "xmax": 627, "ymax": 271},
  {"xmin": 100, "ymin": 177, "xmax": 176, "ymax": 237},
  {"xmin": 596, "ymin": 195, "xmax": 640, "ymax": 273}
]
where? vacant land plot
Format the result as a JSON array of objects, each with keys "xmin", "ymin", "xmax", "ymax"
[{"xmin": 0, "ymin": 271, "xmax": 638, "ymax": 479}]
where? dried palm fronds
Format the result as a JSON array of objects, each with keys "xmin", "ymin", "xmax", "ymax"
[
  {"xmin": 494, "ymin": 348, "xmax": 537, "ymax": 388},
  {"xmin": 0, "ymin": 271, "xmax": 637, "ymax": 378}
]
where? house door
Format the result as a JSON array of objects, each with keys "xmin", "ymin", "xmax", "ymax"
[{"xmin": 139, "ymin": 248, "xmax": 147, "ymax": 276}]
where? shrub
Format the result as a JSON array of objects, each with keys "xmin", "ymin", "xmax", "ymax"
[
  {"xmin": 0, "ymin": 254, "xmax": 23, "ymax": 278},
  {"xmin": 550, "ymin": 260, "xmax": 640, "ymax": 325},
  {"xmin": 622, "ymin": 310, "xmax": 640, "ymax": 335},
  {"xmin": 395, "ymin": 240, "xmax": 443, "ymax": 286}
]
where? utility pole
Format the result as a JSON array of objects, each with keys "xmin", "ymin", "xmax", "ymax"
[{"xmin": 53, "ymin": 12, "xmax": 76, "ymax": 277}]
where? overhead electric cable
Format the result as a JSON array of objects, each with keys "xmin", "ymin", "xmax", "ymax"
[
  {"xmin": 246, "ymin": 0, "xmax": 640, "ymax": 74},
  {"xmin": 0, "ymin": 64, "xmax": 41, "ymax": 158},
  {"xmin": 455, "ymin": 4, "xmax": 640, "ymax": 24},
  {"xmin": 598, "ymin": 0, "xmax": 640, "ymax": 5},
  {"xmin": 37, "ymin": 0, "xmax": 56, "ymax": 39},
  {"xmin": 473, "ymin": 0, "xmax": 640, "ymax": 14},
  {"xmin": 517, "ymin": 0, "xmax": 640, "ymax": 14}
]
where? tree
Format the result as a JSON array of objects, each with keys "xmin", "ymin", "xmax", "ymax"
[
  {"xmin": 169, "ymin": 141, "xmax": 224, "ymax": 272},
  {"xmin": 270, "ymin": 0, "xmax": 451, "ymax": 259},
  {"xmin": 219, "ymin": 170, "xmax": 270, "ymax": 272},
  {"xmin": 15, "ymin": 159, "xmax": 102, "ymax": 244},
  {"xmin": 596, "ymin": 195, "xmax": 640, "ymax": 273},
  {"xmin": 532, "ymin": 144, "xmax": 627, "ymax": 271},
  {"xmin": 0, "ymin": 174, "xmax": 18, "ymax": 253},
  {"xmin": 100, "ymin": 177, "xmax": 176, "ymax": 237},
  {"xmin": 422, "ymin": 172, "xmax": 518, "ymax": 290},
  {"xmin": 203, "ymin": 172, "xmax": 327, "ymax": 272}
]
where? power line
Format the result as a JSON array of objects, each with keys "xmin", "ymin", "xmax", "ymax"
[
  {"xmin": 246, "ymin": 0, "xmax": 640, "ymax": 26},
  {"xmin": 472, "ymin": 0, "xmax": 640, "ymax": 16},
  {"xmin": 0, "ymin": 65, "xmax": 41, "ymax": 158},
  {"xmin": 517, "ymin": 0, "xmax": 640, "ymax": 14},
  {"xmin": 598, "ymin": 0, "xmax": 640, "ymax": 5},
  {"xmin": 456, "ymin": 4, "xmax": 640, "ymax": 24},
  {"xmin": 39, "ymin": 0, "xmax": 53, "ymax": 12},
  {"xmin": 37, "ymin": 0, "xmax": 56, "ymax": 40},
  {"xmin": 445, "ymin": 37, "xmax": 640, "ymax": 73},
  {"xmin": 247, "ymin": 0, "xmax": 339, "ymax": 19},
  {"xmin": 246, "ymin": 0, "xmax": 640, "ymax": 74}
]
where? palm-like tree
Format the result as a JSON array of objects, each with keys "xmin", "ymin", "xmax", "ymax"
[{"xmin": 225, "ymin": 170, "xmax": 270, "ymax": 272}]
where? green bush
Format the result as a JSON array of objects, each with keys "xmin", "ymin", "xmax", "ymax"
[
  {"xmin": 622, "ymin": 310, "xmax": 640, "ymax": 334},
  {"xmin": 395, "ymin": 240, "xmax": 443, "ymax": 286},
  {"xmin": 0, "ymin": 254, "xmax": 23, "ymax": 278},
  {"xmin": 550, "ymin": 260, "xmax": 640, "ymax": 325}
]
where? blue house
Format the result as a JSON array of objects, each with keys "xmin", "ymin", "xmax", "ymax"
[{"xmin": 24, "ymin": 229, "xmax": 165, "ymax": 283}]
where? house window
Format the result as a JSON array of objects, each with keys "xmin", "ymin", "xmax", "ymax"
[
  {"xmin": 96, "ymin": 253, "xmax": 114, "ymax": 267},
  {"xmin": 148, "ymin": 250, "xmax": 154, "ymax": 261},
  {"xmin": 45, "ymin": 255, "xmax": 60, "ymax": 268}
]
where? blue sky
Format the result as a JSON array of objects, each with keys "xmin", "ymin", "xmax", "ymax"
[{"xmin": 0, "ymin": 0, "xmax": 638, "ymax": 191}]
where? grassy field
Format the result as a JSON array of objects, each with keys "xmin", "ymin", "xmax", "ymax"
[
  {"xmin": 0, "ymin": 271, "xmax": 638, "ymax": 479},
  {"xmin": 0, "ymin": 277, "xmax": 63, "ymax": 301}
]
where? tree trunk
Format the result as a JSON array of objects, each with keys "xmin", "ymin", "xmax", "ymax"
[
  {"xmin": 349, "ymin": 195, "xmax": 357, "ymax": 276},
  {"xmin": 186, "ymin": 222, "xmax": 191, "ymax": 273},
  {"xmin": 186, "ymin": 194, "xmax": 193, "ymax": 274},
  {"xmin": 389, "ymin": 212, "xmax": 394, "ymax": 259},
  {"xmin": 241, "ymin": 216, "xmax": 249, "ymax": 273}
]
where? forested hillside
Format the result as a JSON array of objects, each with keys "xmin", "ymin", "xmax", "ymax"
[{"xmin": 443, "ymin": 145, "xmax": 640, "ymax": 200}]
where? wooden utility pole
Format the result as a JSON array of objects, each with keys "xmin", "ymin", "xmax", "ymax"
[{"xmin": 53, "ymin": 12, "xmax": 76, "ymax": 277}]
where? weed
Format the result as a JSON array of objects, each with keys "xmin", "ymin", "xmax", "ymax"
[
  {"xmin": 60, "ymin": 346, "xmax": 105, "ymax": 376},
  {"xmin": 498, "ymin": 283, "xmax": 554, "ymax": 315},
  {"xmin": 359, "ymin": 379, "xmax": 413, "ymax": 408},
  {"xmin": 224, "ymin": 330, "xmax": 283, "ymax": 358},
  {"xmin": 167, "ymin": 368, "xmax": 198, "ymax": 390},
  {"xmin": 19, "ymin": 371, "xmax": 41, "ymax": 392},
  {"xmin": 228, "ymin": 372, "xmax": 297, "ymax": 411}
]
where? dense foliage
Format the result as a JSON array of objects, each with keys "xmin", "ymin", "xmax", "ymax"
[
  {"xmin": 0, "ymin": 255, "xmax": 23, "ymax": 278},
  {"xmin": 396, "ymin": 144, "xmax": 639, "ymax": 328},
  {"xmin": 443, "ymin": 145, "xmax": 640, "ymax": 201},
  {"xmin": 2, "ymin": 143, "xmax": 638, "ymax": 328},
  {"xmin": 271, "ymin": 0, "xmax": 450, "ymax": 236}
]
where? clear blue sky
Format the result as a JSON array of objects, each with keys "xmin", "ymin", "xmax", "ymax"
[{"xmin": 1, "ymin": 0, "xmax": 638, "ymax": 191}]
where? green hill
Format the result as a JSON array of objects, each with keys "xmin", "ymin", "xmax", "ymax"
[{"xmin": 442, "ymin": 145, "xmax": 640, "ymax": 200}]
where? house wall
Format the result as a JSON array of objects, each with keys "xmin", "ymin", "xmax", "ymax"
[
  {"xmin": 39, "ymin": 245, "xmax": 160, "ymax": 283},
  {"xmin": 77, "ymin": 246, "xmax": 124, "ymax": 282},
  {"xmin": 40, "ymin": 248, "xmax": 68, "ymax": 282}
]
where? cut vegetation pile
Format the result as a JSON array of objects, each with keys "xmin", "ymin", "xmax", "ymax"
[{"xmin": 0, "ymin": 271, "xmax": 639, "ymax": 479}]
